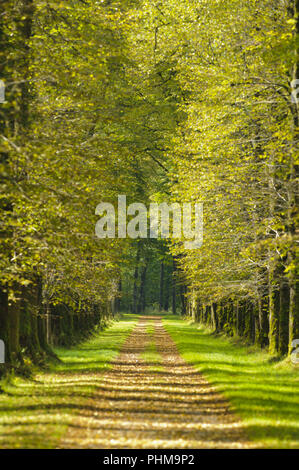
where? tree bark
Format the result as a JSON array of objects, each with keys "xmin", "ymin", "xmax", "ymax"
[
  {"xmin": 138, "ymin": 262, "xmax": 148, "ymax": 313},
  {"xmin": 278, "ymin": 279, "xmax": 290, "ymax": 356},
  {"xmin": 288, "ymin": 0, "xmax": 299, "ymax": 354},
  {"xmin": 211, "ymin": 303, "xmax": 218, "ymax": 332},
  {"xmin": 159, "ymin": 262, "xmax": 164, "ymax": 311},
  {"xmin": 172, "ymin": 258, "xmax": 177, "ymax": 314},
  {"xmin": 268, "ymin": 264, "xmax": 280, "ymax": 354},
  {"xmin": 132, "ymin": 244, "xmax": 140, "ymax": 314}
]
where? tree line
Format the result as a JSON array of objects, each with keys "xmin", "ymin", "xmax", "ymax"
[{"xmin": 0, "ymin": 0, "xmax": 298, "ymax": 372}]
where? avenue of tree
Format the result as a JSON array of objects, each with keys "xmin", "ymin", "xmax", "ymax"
[{"xmin": 0, "ymin": 0, "xmax": 298, "ymax": 370}]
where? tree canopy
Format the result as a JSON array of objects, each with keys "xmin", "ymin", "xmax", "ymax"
[{"xmin": 0, "ymin": 0, "xmax": 298, "ymax": 367}]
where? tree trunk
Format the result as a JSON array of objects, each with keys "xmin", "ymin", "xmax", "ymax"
[
  {"xmin": 180, "ymin": 284, "xmax": 187, "ymax": 316},
  {"xmin": 289, "ymin": 278, "xmax": 299, "ymax": 354},
  {"xmin": 0, "ymin": 288, "xmax": 10, "ymax": 364},
  {"xmin": 288, "ymin": 0, "xmax": 299, "ymax": 354},
  {"xmin": 159, "ymin": 262, "xmax": 164, "ymax": 311},
  {"xmin": 278, "ymin": 279, "xmax": 290, "ymax": 356},
  {"xmin": 115, "ymin": 278, "xmax": 122, "ymax": 313},
  {"xmin": 20, "ymin": 280, "xmax": 42, "ymax": 360},
  {"xmin": 172, "ymin": 259, "xmax": 177, "ymax": 314},
  {"xmin": 138, "ymin": 262, "xmax": 148, "ymax": 313},
  {"xmin": 268, "ymin": 264, "xmax": 280, "ymax": 354},
  {"xmin": 132, "ymin": 245, "xmax": 140, "ymax": 314},
  {"xmin": 164, "ymin": 265, "xmax": 169, "ymax": 311},
  {"xmin": 255, "ymin": 294, "xmax": 269, "ymax": 348},
  {"xmin": 211, "ymin": 303, "xmax": 218, "ymax": 332}
]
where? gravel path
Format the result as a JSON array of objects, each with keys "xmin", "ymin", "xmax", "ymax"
[{"xmin": 60, "ymin": 316, "xmax": 250, "ymax": 448}]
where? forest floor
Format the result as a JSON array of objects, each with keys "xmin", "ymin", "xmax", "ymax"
[{"xmin": 0, "ymin": 314, "xmax": 298, "ymax": 448}]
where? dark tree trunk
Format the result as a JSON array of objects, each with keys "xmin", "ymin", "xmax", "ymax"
[
  {"xmin": 172, "ymin": 258, "xmax": 177, "ymax": 314},
  {"xmin": 159, "ymin": 262, "xmax": 164, "ymax": 311},
  {"xmin": 287, "ymin": 0, "xmax": 299, "ymax": 354},
  {"xmin": 211, "ymin": 303, "xmax": 218, "ymax": 332},
  {"xmin": 180, "ymin": 284, "xmax": 187, "ymax": 316},
  {"xmin": 164, "ymin": 265, "xmax": 169, "ymax": 311},
  {"xmin": 132, "ymin": 245, "xmax": 140, "ymax": 314},
  {"xmin": 289, "ymin": 279, "xmax": 299, "ymax": 354},
  {"xmin": 0, "ymin": 288, "xmax": 10, "ymax": 365},
  {"xmin": 138, "ymin": 263, "xmax": 148, "ymax": 313},
  {"xmin": 20, "ymin": 281, "xmax": 43, "ymax": 360},
  {"xmin": 115, "ymin": 278, "xmax": 122, "ymax": 313},
  {"xmin": 256, "ymin": 294, "xmax": 269, "ymax": 348},
  {"xmin": 268, "ymin": 264, "xmax": 280, "ymax": 354},
  {"xmin": 278, "ymin": 279, "xmax": 290, "ymax": 356}
]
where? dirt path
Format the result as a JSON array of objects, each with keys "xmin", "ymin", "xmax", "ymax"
[{"xmin": 60, "ymin": 316, "xmax": 250, "ymax": 448}]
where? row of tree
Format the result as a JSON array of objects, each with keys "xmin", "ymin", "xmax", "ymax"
[
  {"xmin": 0, "ymin": 0, "xmax": 135, "ymax": 367},
  {"xmin": 163, "ymin": 0, "xmax": 299, "ymax": 355},
  {"xmin": 0, "ymin": 0, "xmax": 184, "ymax": 368},
  {"xmin": 0, "ymin": 0, "xmax": 298, "ymax": 370},
  {"xmin": 119, "ymin": 0, "xmax": 299, "ymax": 357}
]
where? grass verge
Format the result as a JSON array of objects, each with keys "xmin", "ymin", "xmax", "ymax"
[
  {"xmin": 0, "ymin": 313, "xmax": 138, "ymax": 448},
  {"xmin": 163, "ymin": 314, "xmax": 299, "ymax": 449}
]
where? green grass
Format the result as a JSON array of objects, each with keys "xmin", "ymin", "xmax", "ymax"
[
  {"xmin": 141, "ymin": 321, "xmax": 164, "ymax": 372},
  {"xmin": 2, "ymin": 312, "xmax": 298, "ymax": 449},
  {"xmin": 163, "ymin": 314, "xmax": 299, "ymax": 449},
  {"xmin": 141, "ymin": 341, "xmax": 164, "ymax": 372},
  {"xmin": 145, "ymin": 323, "xmax": 155, "ymax": 336},
  {"xmin": 54, "ymin": 314, "xmax": 138, "ymax": 374},
  {"xmin": 0, "ymin": 313, "xmax": 138, "ymax": 448}
]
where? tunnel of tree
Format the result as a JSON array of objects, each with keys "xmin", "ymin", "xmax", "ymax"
[{"xmin": 0, "ymin": 0, "xmax": 298, "ymax": 372}]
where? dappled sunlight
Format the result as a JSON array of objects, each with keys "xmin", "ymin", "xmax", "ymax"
[
  {"xmin": 164, "ymin": 316, "xmax": 299, "ymax": 449},
  {"xmin": 1, "ymin": 314, "xmax": 298, "ymax": 449},
  {"xmin": 59, "ymin": 316, "xmax": 250, "ymax": 449},
  {"xmin": 0, "ymin": 315, "xmax": 138, "ymax": 448}
]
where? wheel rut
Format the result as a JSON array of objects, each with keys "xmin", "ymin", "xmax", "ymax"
[{"xmin": 60, "ymin": 316, "xmax": 250, "ymax": 448}]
